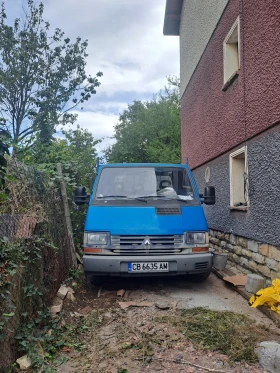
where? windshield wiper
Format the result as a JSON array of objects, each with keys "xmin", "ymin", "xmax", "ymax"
[
  {"xmin": 168, "ymin": 198, "xmax": 191, "ymax": 203},
  {"xmin": 137, "ymin": 195, "xmax": 191, "ymax": 203},
  {"xmin": 97, "ymin": 195, "xmax": 128, "ymax": 199},
  {"xmin": 134, "ymin": 197, "xmax": 148, "ymax": 203},
  {"xmin": 137, "ymin": 195, "xmax": 166, "ymax": 199}
]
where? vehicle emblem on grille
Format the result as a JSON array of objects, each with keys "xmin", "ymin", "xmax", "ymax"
[{"xmin": 144, "ymin": 239, "xmax": 151, "ymax": 249}]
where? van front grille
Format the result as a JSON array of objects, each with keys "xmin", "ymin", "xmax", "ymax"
[
  {"xmin": 111, "ymin": 235, "xmax": 183, "ymax": 246},
  {"xmin": 111, "ymin": 235, "xmax": 184, "ymax": 255},
  {"xmin": 112, "ymin": 247, "xmax": 182, "ymax": 255}
]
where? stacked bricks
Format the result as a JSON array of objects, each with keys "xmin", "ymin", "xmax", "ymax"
[{"xmin": 209, "ymin": 230, "xmax": 280, "ymax": 284}]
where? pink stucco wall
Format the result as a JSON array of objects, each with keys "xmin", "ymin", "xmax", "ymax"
[{"xmin": 181, "ymin": 0, "xmax": 280, "ymax": 169}]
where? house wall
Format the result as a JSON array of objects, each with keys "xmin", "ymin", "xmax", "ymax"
[
  {"xmin": 179, "ymin": 0, "xmax": 280, "ymax": 281},
  {"xmin": 181, "ymin": 0, "xmax": 280, "ymax": 169},
  {"xmin": 193, "ymin": 124, "xmax": 280, "ymax": 281},
  {"xmin": 179, "ymin": 0, "xmax": 228, "ymax": 97},
  {"xmin": 192, "ymin": 124, "xmax": 280, "ymax": 248}
]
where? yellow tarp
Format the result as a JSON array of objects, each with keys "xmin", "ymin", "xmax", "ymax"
[{"xmin": 249, "ymin": 278, "xmax": 280, "ymax": 314}]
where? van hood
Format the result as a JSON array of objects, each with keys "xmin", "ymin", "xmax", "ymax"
[{"xmin": 84, "ymin": 206, "xmax": 207, "ymax": 235}]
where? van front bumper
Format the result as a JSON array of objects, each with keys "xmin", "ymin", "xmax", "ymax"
[{"xmin": 83, "ymin": 253, "xmax": 213, "ymax": 277}]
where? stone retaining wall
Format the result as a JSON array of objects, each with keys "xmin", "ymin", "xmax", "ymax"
[{"xmin": 210, "ymin": 230, "xmax": 280, "ymax": 284}]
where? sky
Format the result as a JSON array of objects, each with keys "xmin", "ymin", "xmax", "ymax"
[{"xmin": 6, "ymin": 0, "xmax": 179, "ymax": 154}]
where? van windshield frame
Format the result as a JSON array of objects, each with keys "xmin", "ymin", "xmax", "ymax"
[{"xmin": 92, "ymin": 166, "xmax": 199, "ymax": 206}]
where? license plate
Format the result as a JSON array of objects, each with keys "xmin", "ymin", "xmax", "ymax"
[{"xmin": 128, "ymin": 262, "xmax": 169, "ymax": 273}]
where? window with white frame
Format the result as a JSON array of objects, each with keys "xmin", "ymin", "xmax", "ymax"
[
  {"xmin": 223, "ymin": 17, "xmax": 240, "ymax": 84},
  {"xmin": 230, "ymin": 147, "xmax": 249, "ymax": 208}
]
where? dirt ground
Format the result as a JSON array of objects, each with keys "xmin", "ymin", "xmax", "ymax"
[{"xmin": 54, "ymin": 273, "xmax": 280, "ymax": 373}]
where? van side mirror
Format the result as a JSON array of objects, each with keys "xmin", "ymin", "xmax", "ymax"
[
  {"xmin": 200, "ymin": 186, "xmax": 216, "ymax": 205},
  {"xmin": 74, "ymin": 186, "xmax": 90, "ymax": 205}
]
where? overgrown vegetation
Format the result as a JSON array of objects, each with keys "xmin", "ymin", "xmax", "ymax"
[
  {"xmin": 105, "ymin": 76, "xmax": 181, "ymax": 164},
  {"xmin": 0, "ymin": 237, "xmax": 99, "ymax": 373},
  {"xmin": 18, "ymin": 126, "xmax": 100, "ymax": 248},
  {"xmin": 15, "ymin": 309, "xmax": 101, "ymax": 372},
  {"xmin": 0, "ymin": 238, "xmax": 51, "ymax": 341},
  {"xmin": 159, "ymin": 307, "xmax": 272, "ymax": 362}
]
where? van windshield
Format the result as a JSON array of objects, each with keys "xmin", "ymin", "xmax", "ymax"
[{"xmin": 95, "ymin": 167, "xmax": 196, "ymax": 201}]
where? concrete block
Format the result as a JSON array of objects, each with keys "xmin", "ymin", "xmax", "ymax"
[
  {"xmin": 57, "ymin": 285, "xmax": 68, "ymax": 300},
  {"xmin": 16, "ymin": 355, "xmax": 32, "ymax": 370},
  {"xmin": 256, "ymin": 341, "xmax": 280, "ymax": 373},
  {"xmin": 67, "ymin": 292, "xmax": 76, "ymax": 301},
  {"xmin": 248, "ymin": 240, "xmax": 259, "ymax": 253},
  {"xmin": 245, "ymin": 274, "xmax": 265, "ymax": 294},
  {"xmin": 50, "ymin": 297, "xmax": 63, "ymax": 315}
]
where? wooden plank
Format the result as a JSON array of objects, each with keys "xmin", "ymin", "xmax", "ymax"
[{"xmin": 57, "ymin": 163, "xmax": 77, "ymax": 269}]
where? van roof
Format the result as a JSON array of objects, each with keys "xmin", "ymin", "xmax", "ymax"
[{"xmin": 99, "ymin": 163, "xmax": 187, "ymax": 169}]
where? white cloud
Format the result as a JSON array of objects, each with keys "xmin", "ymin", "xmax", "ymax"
[
  {"xmin": 86, "ymin": 100, "xmax": 128, "ymax": 116},
  {"xmin": 61, "ymin": 110, "xmax": 118, "ymax": 152},
  {"xmin": 43, "ymin": 0, "xmax": 179, "ymax": 96},
  {"xmin": 6, "ymin": 0, "xmax": 179, "ymax": 156}
]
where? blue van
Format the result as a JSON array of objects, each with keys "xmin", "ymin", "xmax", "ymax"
[{"xmin": 74, "ymin": 163, "xmax": 215, "ymax": 283}]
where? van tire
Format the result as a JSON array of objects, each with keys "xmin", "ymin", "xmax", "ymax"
[{"xmin": 188, "ymin": 270, "xmax": 211, "ymax": 283}]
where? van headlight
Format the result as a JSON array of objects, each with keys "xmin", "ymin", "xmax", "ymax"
[
  {"xmin": 84, "ymin": 232, "xmax": 109, "ymax": 245},
  {"xmin": 185, "ymin": 232, "xmax": 207, "ymax": 244}
]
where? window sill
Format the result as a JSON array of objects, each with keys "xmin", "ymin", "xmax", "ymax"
[
  {"xmin": 230, "ymin": 206, "xmax": 248, "ymax": 212},
  {"xmin": 222, "ymin": 70, "xmax": 239, "ymax": 91}
]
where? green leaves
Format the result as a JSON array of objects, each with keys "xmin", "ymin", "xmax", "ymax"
[
  {"xmin": 105, "ymin": 77, "xmax": 181, "ymax": 164},
  {"xmin": 0, "ymin": 0, "xmax": 102, "ymax": 148},
  {"xmin": 21, "ymin": 126, "xmax": 100, "ymax": 190},
  {"xmin": 2, "ymin": 312, "xmax": 14, "ymax": 317}
]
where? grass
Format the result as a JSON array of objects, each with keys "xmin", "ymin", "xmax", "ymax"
[{"xmin": 158, "ymin": 307, "xmax": 274, "ymax": 362}]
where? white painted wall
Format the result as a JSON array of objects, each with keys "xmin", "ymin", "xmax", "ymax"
[{"xmin": 180, "ymin": 0, "xmax": 229, "ymax": 96}]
